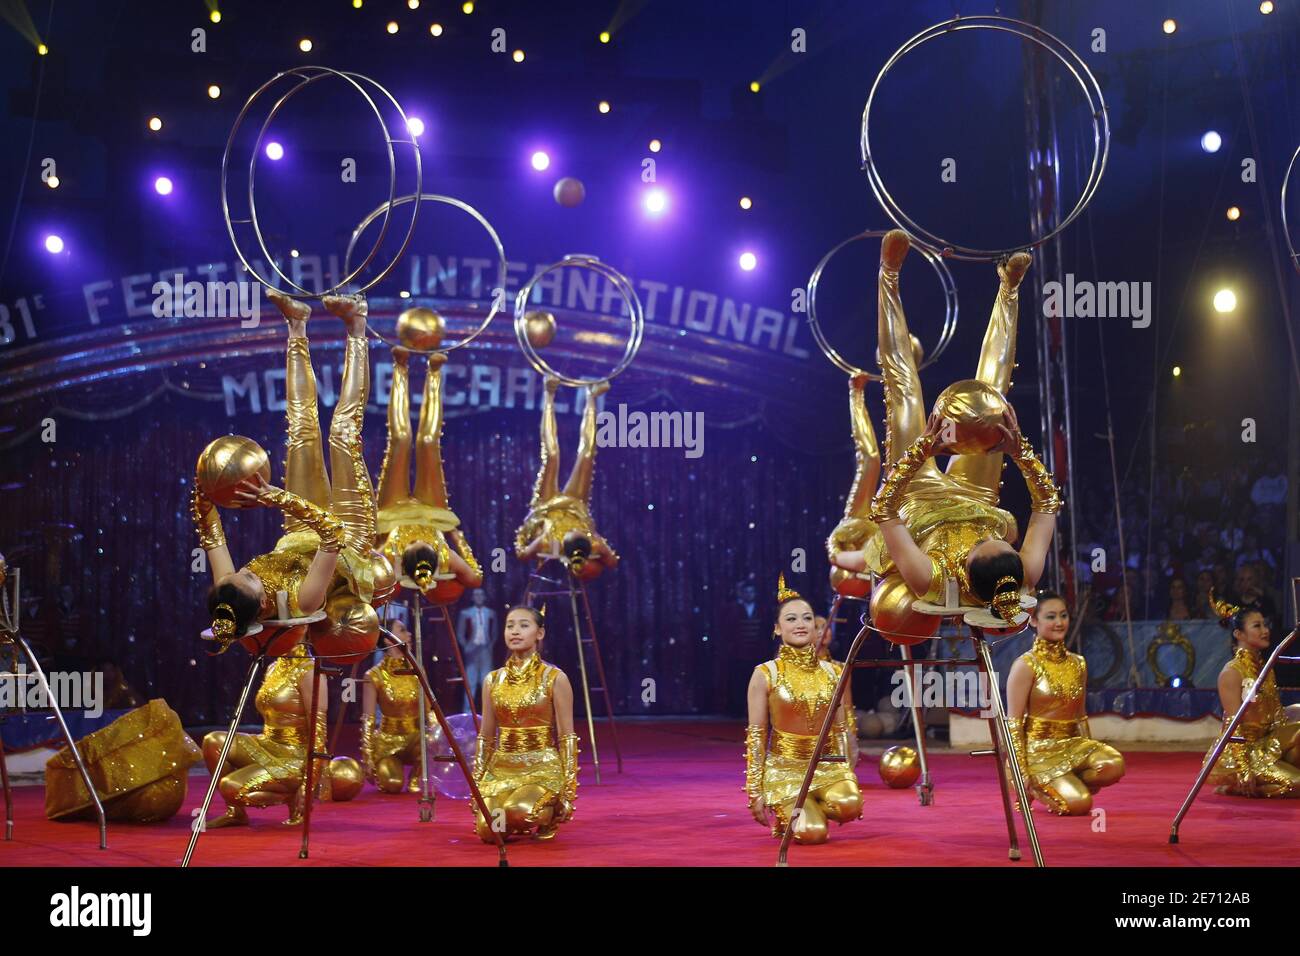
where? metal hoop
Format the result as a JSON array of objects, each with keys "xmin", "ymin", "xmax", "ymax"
[
  {"xmin": 1282, "ymin": 141, "xmax": 1300, "ymax": 275},
  {"xmin": 807, "ymin": 229, "xmax": 958, "ymax": 379},
  {"xmin": 860, "ymin": 15, "xmax": 1109, "ymax": 261},
  {"xmin": 513, "ymin": 256, "xmax": 645, "ymax": 387},
  {"xmin": 344, "ymin": 193, "xmax": 507, "ymax": 354},
  {"xmin": 221, "ymin": 66, "xmax": 422, "ymax": 299}
]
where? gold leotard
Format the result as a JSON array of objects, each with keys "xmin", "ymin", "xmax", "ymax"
[{"xmin": 363, "ymin": 654, "xmax": 426, "ymax": 793}]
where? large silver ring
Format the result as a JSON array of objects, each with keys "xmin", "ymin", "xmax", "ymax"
[
  {"xmin": 807, "ymin": 229, "xmax": 958, "ymax": 379},
  {"xmin": 860, "ymin": 16, "xmax": 1108, "ymax": 261},
  {"xmin": 221, "ymin": 66, "xmax": 422, "ymax": 298},
  {"xmin": 513, "ymin": 256, "xmax": 644, "ymax": 387},
  {"xmin": 344, "ymin": 193, "xmax": 507, "ymax": 354},
  {"xmin": 1283, "ymin": 141, "xmax": 1300, "ymax": 274}
]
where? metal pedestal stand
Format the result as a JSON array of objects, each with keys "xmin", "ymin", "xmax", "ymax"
[{"xmin": 0, "ymin": 566, "xmax": 107, "ymax": 849}]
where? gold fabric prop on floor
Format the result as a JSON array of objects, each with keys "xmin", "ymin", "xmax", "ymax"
[{"xmin": 45, "ymin": 699, "xmax": 201, "ymax": 823}]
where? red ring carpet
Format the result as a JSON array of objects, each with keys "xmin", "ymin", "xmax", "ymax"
[{"xmin": 2, "ymin": 721, "xmax": 1294, "ymax": 867}]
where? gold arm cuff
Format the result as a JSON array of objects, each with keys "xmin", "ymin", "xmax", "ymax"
[
  {"xmin": 744, "ymin": 724, "xmax": 766, "ymax": 798},
  {"xmin": 870, "ymin": 432, "xmax": 940, "ymax": 523},
  {"xmin": 1012, "ymin": 435, "xmax": 1062, "ymax": 514},
  {"xmin": 472, "ymin": 733, "xmax": 494, "ymax": 781},
  {"xmin": 191, "ymin": 486, "xmax": 226, "ymax": 551},
  {"xmin": 261, "ymin": 487, "xmax": 344, "ymax": 552},
  {"xmin": 1006, "ymin": 715, "xmax": 1031, "ymax": 781},
  {"xmin": 558, "ymin": 732, "xmax": 580, "ymax": 808}
]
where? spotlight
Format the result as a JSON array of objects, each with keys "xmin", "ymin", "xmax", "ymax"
[
  {"xmin": 207, "ymin": 84, "xmax": 221, "ymax": 99},
  {"xmin": 1163, "ymin": 18, "xmax": 1177, "ymax": 34},
  {"xmin": 399, "ymin": 290, "xmax": 411, "ymax": 298},
  {"xmin": 739, "ymin": 196, "xmax": 752, "ymax": 210},
  {"xmin": 739, "ymin": 251, "xmax": 757, "ymax": 271},
  {"xmin": 154, "ymin": 176, "xmax": 174, "ymax": 196},
  {"xmin": 148, "ymin": 116, "xmax": 163, "ymax": 131},
  {"xmin": 387, "ymin": 21, "xmax": 399, "ymax": 34},
  {"xmin": 1200, "ymin": 130, "xmax": 1222, "ymax": 153},
  {"xmin": 644, "ymin": 188, "xmax": 668, "ymax": 215},
  {"xmin": 430, "ymin": 23, "xmax": 443, "ymax": 36},
  {"xmin": 1213, "ymin": 288, "xmax": 1237, "ymax": 313},
  {"xmin": 513, "ymin": 49, "xmax": 525, "ymax": 62},
  {"xmin": 1172, "ymin": 365, "xmax": 1182, "ymax": 377},
  {"xmin": 649, "ymin": 139, "xmax": 662, "ymax": 153},
  {"xmin": 45, "ymin": 176, "xmax": 59, "ymax": 189},
  {"xmin": 1261, "ymin": 1, "xmax": 1274, "ymax": 12},
  {"xmin": 406, "ymin": 117, "xmax": 425, "ymax": 137},
  {"xmin": 265, "ymin": 141, "xmax": 284, "ymax": 161},
  {"xmin": 37, "ymin": 43, "xmax": 48, "ymax": 55},
  {"xmin": 290, "ymin": 249, "xmax": 300, "ymax": 258},
  {"xmin": 299, "ymin": 38, "xmax": 313, "ymax": 52},
  {"xmin": 599, "ymin": 31, "xmax": 611, "ymax": 43},
  {"xmin": 1226, "ymin": 206, "xmax": 1241, "ymax": 221},
  {"xmin": 531, "ymin": 150, "xmax": 550, "ymax": 171},
  {"xmin": 44, "ymin": 234, "xmax": 64, "ymax": 254},
  {"xmin": 408, "ymin": 0, "xmax": 420, "ymax": 7},
  {"xmin": 462, "ymin": 1, "xmax": 474, "ymax": 12},
  {"xmin": 749, "ymin": 81, "xmax": 760, "ymax": 93},
  {"xmin": 598, "ymin": 100, "xmax": 611, "ymax": 113},
  {"xmin": 210, "ymin": 10, "xmax": 221, "ymax": 24},
  {"xmin": 352, "ymin": 0, "xmax": 362, "ymax": 7}
]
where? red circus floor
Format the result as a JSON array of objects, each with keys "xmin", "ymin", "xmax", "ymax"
[{"xmin": 2, "ymin": 720, "xmax": 1295, "ymax": 867}]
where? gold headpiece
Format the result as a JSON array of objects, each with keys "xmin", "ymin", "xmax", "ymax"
[
  {"xmin": 991, "ymin": 575, "xmax": 1022, "ymax": 625},
  {"xmin": 776, "ymin": 573, "xmax": 801, "ymax": 604},
  {"xmin": 211, "ymin": 602, "xmax": 237, "ymax": 640},
  {"xmin": 1209, "ymin": 588, "xmax": 1241, "ymax": 623},
  {"xmin": 412, "ymin": 559, "xmax": 435, "ymax": 591}
]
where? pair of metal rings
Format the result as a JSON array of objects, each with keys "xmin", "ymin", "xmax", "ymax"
[
  {"xmin": 221, "ymin": 66, "xmax": 423, "ymax": 299},
  {"xmin": 513, "ymin": 256, "xmax": 646, "ymax": 387},
  {"xmin": 860, "ymin": 15, "xmax": 1109, "ymax": 261},
  {"xmin": 806, "ymin": 229, "xmax": 958, "ymax": 379}
]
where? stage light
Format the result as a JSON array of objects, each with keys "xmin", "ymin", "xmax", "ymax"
[
  {"xmin": 1172, "ymin": 365, "xmax": 1182, "ymax": 377},
  {"xmin": 406, "ymin": 117, "xmax": 425, "ymax": 137},
  {"xmin": 299, "ymin": 38, "xmax": 313, "ymax": 52},
  {"xmin": 265, "ymin": 141, "xmax": 284, "ymax": 160},
  {"xmin": 45, "ymin": 176, "xmax": 59, "ymax": 189},
  {"xmin": 1169, "ymin": 676, "xmax": 1184, "ymax": 688},
  {"xmin": 399, "ymin": 290, "xmax": 412, "ymax": 298},
  {"xmin": 44, "ymin": 234, "xmax": 64, "ymax": 254},
  {"xmin": 749, "ymin": 80, "xmax": 760, "ymax": 93},
  {"xmin": 386, "ymin": 21, "xmax": 399, "ymax": 34},
  {"xmin": 649, "ymin": 139, "xmax": 662, "ymax": 153},
  {"xmin": 531, "ymin": 150, "xmax": 550, "ymax": 171},
  {"xmin": 290, "ymin": 249, "xmax": 300, "ymax": 258},
  {"xmin": 739, "ymin": 251, "xmax": 757, "ymax": 271},
  {"xmin": 1163, "ymin": 18, "xmax": 1177, "ymax": 34},
  {"xmin": 1261, "ymin": 1, "xmax": 1274, "ymax": 12},
  {"xmin": 1201, "ymin": 130, "xmax": 1222, "ymax": 153},
  {"xmin": 408, "ymin": 0, "xmax": 420, "ymax": 7},
  {"xmin": 148, "ymin": 116, "xmax": 163, "ymax": 131},
  {"xmin": 37, "ymin": 43, "xmax": 48, "ymax": 55},
  {"xmin": 644, "ymin": 188, "xmax": 668, "ymax": 215},
  {"xmin": 1213, "ymin": 288, "xmax": 1237, "ymax": 313},
  {"xmin": 154, "ymin": 176, "xmax": 174, "ymax": 196},
  {"xmin": 513, "ymin": 49, "xmax": 525, "ymax": 62},
  {"xmin": 207, "ymin": 84, "xmax": 221, "ymax": 99},
  {"xmin": 210, "ymin": 10, "xmax": 221, "ymax": 24},
  {"xmin": 430, "ymin": 23, "xmax": 443, "ymax": 36},
  {"xmin": 598, "ymin": 100, "xmax": 611, "ymax": 114},
  {"xmin": 599, "ymin": 31, "xmax": 610, "ymax": 44},
  {"xmin": 1227, "ymin": 206, "xmax": 1241, "ymax": 221},
  {"xmin": 739, "ymin": 196, "xmax": 752, "ymax": 210},
  {"xmin": 462, "ymin": 1, "xmax": 474, "ymax": 12},
  {"xmin": 352, "ymin": 0, "xmax": 362, "ymax": 7}
]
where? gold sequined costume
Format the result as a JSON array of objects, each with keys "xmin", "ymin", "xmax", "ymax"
[
  {"xmin": 201, "ymin": 643, "xmax": 360, "ymax": 825},
  {"xmin": 514, "ymin": 380, "xmax": 618, "ymax": 578},
  {"xmin": 45, "ymin": 699, "xmax": 201, "ymax": 823},
  {"xmin": 826, "ymin": 234, "xmax": 1058, "ymax": 643},
  {"xmin": 375, "ymin": 350, "xmax": 481, "ymax": 599},
  {"xmin": 362, "ymin": 653, "xmax": 429, "ymax": 793},
  {"xmin": 1006, "ymin": 638, "xmax": 1124, "ymax": 815},
  {"xmin": 472, "ymin": 652, "xmax": 579, "ymax": 841},
  {"xmin": 192, "ymin": 296, "xmax": 395, "ymax": 660},
  {"xmin": 745, "ymin": 644, "xmax": 861, "ymax": 844},
  {"xmin": 1204, "ymin": 647, "xmax": 1300, "ymax": 797}
]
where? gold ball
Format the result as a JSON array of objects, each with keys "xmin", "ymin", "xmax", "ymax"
[
  {"xmin": 314, "ymin": 594, "xmax": 380, "ymax": 664},
  {"xmin": 553, "ymin": 176, "xmax": 586, "ymax": 207},
  {"xmin": 878, "ymin": 745, "xmax": 921, "ymax": 788},
  {"xmin": 396, "ymin": 307, "xmax": 445, "ymax": 350},
  {"xmin": 523, "ymin": 310, "xmax": 557, "ymax": 348},
  {"xmin": 328, "ymin": 757, "xmax": 364, "ymax": 801},
  {"xmin": 196, "ymin": 436, "xmax": 271, "ymax": 509},
  {"xmin": 830, "ymin": 566, "xmax": 870, "ymax": 599},
  {"xmin": 931, "ymin": 379, "xmax": 1009, "ymax": 455}
]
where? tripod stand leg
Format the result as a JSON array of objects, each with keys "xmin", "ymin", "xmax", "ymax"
[
  {"xmin": 1169, "ymin": 627, "xmax": 1297, "ymax": 843},
  {"xmin": 567, "ymin": 582, "xmax": 602, "ymax": 785},
  {"xmin": 984, "ymin": 705, "xmax": 1023, "ymax": 861},
  {"xmin": 776, "ymin": 619, "xmax": 871, "ymax": 867},
  {"xmin": 414, "ymin": 595, "xmax": 434, "ymax": 823},
  {"xmin": 900, "ymin": 645, "xmax": 933, "ymax": 806},
  {"xmin": 973, "ymin": 631, "xmax": 1043, "ymax": 867},
  {"xmin": 577, "ymin": 580, "xmax": 622, "ymax": 773},
  {"xmin": 16, "ymin": 637, "xmax": 107, "ymax": 850},
  {"xmin": 0, "ymin": 722, "xmax": 11, "ymax": 841},
  {"xmin": 298, "ymin": 656, "xmax": 325, "ymax": 859},
  {"xmin": 182, "ymin": 654, "xmax": 265, "ymax": 868},
  {"xmin": 392, "ymin": 639, "xmax": 509, "ymax": 867}
]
